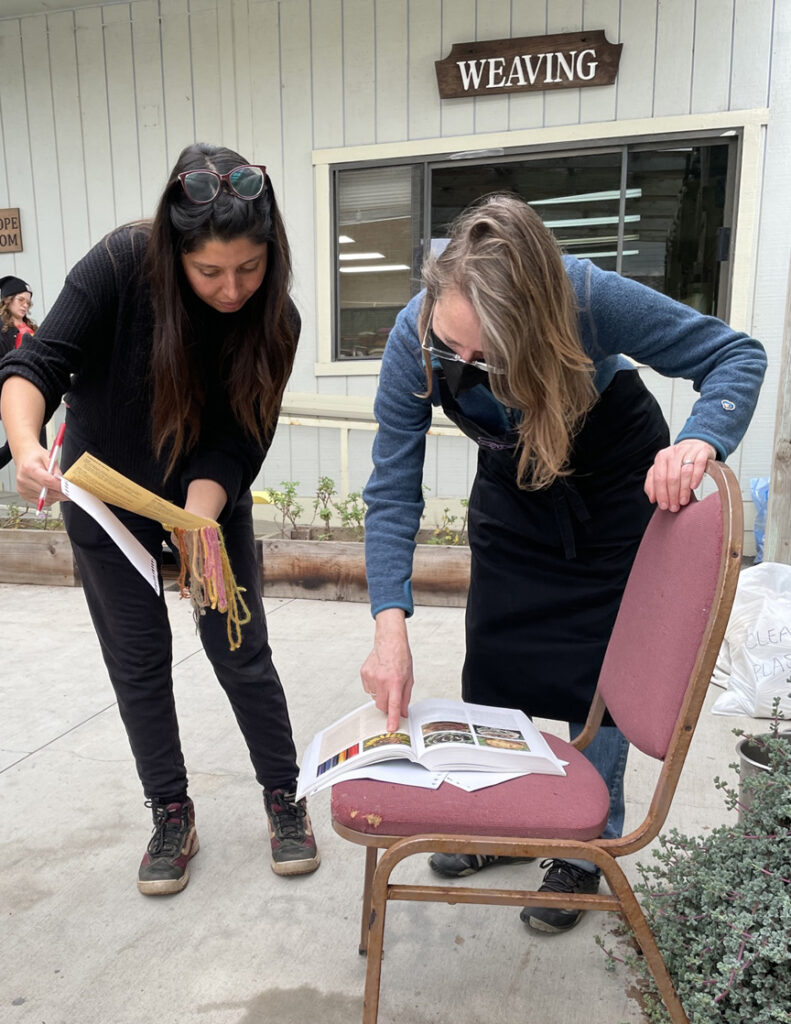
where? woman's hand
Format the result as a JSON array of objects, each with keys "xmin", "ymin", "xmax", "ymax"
[
  {"xmin": 644, "ymin": 440, "xmax": 717, "ymax": 512},
  {"xmin": 361, "ymin": 608, "xmax": 415, "ymax": 732},
  {"xmin": 0, "ymin": 377, "xmax": 63, "ymax": 507},
  {"xmin": 14, "ymin": 440, "xmax": 65, "ymax": 507}
]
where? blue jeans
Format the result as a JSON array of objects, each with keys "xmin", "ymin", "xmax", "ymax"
[{"xmin": 562, "ymin": 722, "xmax": 630, "ymax": 875}]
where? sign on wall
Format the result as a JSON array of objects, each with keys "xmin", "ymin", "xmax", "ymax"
[
  {"xmin": 0, "ymin": 209, "xmax": 23, "ymax": 253},
  {"xmin": 435, "ymin": 31, "xmax": 622, "ymax": 99}
]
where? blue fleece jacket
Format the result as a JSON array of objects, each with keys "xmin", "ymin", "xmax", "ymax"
[{"xmin": 364, "ymin": 256, "xmax": 767, "ymax": 617}]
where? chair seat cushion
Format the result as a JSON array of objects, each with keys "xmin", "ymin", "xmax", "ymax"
[{"xmin": 331, "ymin": 733, "xmax": 610, "ymax": 840}]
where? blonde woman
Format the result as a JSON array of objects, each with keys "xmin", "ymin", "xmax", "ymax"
[
  {"xmin": 0, "ymin": 275, "xmax": 37, "ymax": 355},
  {"xmin": 0, "ymin": 275, "xmax": 40, "ymax": 468},
  {"xmin": 360, "ymin": 194, "xmax": 766, "ymax": 933}
]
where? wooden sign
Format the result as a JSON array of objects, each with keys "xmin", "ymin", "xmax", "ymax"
[
  {"xmin": 0, "ymin": 209, "xmax": 22, "ymax": 253},
  {"xmin": 435, "ymin": 31, "xmax": 622, "ymax": 99}
]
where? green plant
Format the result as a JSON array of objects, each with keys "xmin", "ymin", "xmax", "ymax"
[
  {"xmin": 313, "ymin": 475, "xmax": 337, "ymax": 539},
  {"xmin": 268, "ymin": 481, "xmax": 304, "ymax": 537},
  {"xmin": 598, "ymin": 695, "xmax": 791, "ymax": 1023},
  {"xmin": 333, "ymin": 490, "xmax": 366, "ymax": 541},
  {"xmin": 424, "ymin": 497, "xmax": 469, "ymax": 545},
  {"xmin": 0, "ymin": 502, "xmax": 64, "ymax": 530}
]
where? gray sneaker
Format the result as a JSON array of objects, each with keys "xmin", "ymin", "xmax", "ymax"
[
  {"xmin": 137, "ymin": 798, "xmax": 199, "ymax": 896},
  {"xmin": 263, "ymin": 788, "xmax": 321, "ymax": 876},
  {"xmin": 428, "ymin": 852, "xmax": 535, "ymax": 877}
]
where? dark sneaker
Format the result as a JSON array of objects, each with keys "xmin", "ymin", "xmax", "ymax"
[
  {"xmin": 263, "ymin": 788, "xmax": 320, "ymax": 876},
  {"xmin": 429, "ymin": 852, "xmax": 535, "ymax": 877},
  {"xmin": 520, "ymin": 858, "xmax": 601, "ymax": 933},
  {"xmin": 137, "ymin": 798, "xmax": 199, "ymax": 896}
]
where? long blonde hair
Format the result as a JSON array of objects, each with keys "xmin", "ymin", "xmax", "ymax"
[{"xmin": 420, "ymin": 194, "xmax": 597, "ymax": 490}]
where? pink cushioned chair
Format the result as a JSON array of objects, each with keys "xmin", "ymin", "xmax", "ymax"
[{"xmin": 331, "ymin": 460, "xmax": 743, "ymax": 1024}]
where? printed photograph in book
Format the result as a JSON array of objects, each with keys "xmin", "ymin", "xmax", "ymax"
[{"xmin": 422, "ymin": 720, "xmax": 476, "ymax": 748}]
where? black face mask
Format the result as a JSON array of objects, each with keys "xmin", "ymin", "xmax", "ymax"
[{"xmin": 432, "ymin": 337, "xmax": 491, "ymax": 397}]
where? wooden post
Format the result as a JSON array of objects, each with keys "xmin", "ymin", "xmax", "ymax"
[{"xmin": 765, "ymin": 256, "xmax": 791, "ymax": 564}]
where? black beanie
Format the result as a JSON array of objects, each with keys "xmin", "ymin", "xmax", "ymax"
[{"xmin": 0, "ymin": 276, "xmax": 32, "ymax": 299}]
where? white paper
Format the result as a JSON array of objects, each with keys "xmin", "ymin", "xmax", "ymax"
[
  {"xmin": 334, "ymin": 759, "xmax": 446, "ymax": 789},
  {"xmin": 444, "ymin": 770, "xmax": 532, "ymax": 792},
  {"xmin": 59, "ymin": 477, "xmax": 160, "ymax": 594}
]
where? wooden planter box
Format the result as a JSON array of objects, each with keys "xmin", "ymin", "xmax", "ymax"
[
  {"xmin": 0, "ymin": 529, "xmax": 78, "ymax": 586},
  {"xmin": 260, "ymin": 535, "xmax": 470, "ymax": 607}
]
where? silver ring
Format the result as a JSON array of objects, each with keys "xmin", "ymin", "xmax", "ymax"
[{"xmin": 681, "ymin": 459, "xmax": 695, "ymax": 466}]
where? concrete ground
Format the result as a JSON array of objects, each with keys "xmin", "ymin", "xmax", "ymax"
[{"xmin": 1, "ymin": 583, "xmax": 758, "ymax": 1024}]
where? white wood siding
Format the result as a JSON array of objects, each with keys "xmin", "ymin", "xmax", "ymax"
[{"xmin": 0, "ymin": 0, "xmax": 787, "ymax": 522}]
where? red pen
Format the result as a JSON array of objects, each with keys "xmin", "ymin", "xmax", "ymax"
[{"xmin": 36, "ymin": 422, "xmax": 66, "ymax": 516}]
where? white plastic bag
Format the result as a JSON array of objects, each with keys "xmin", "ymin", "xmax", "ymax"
[{"xmin": 711, "ymin": 561, "xmax": 791, "ymax": 717}]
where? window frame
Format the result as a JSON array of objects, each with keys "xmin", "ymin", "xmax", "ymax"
[{"xmin": 312, "ymin": 109, "xmax": 767, "ymax": 377}]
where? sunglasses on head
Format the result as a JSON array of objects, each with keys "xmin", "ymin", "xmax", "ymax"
[{"xmin": 177, "ymin": 164, "xmax": 267, "ymax": 205}]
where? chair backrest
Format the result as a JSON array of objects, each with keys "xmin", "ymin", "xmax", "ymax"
[{"xmin": 597, "ymin": 462, "xmax": 743, "ymax": 762}]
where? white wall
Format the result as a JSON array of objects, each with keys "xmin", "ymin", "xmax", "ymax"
[{"xmin": 0, "ymin": 0, "xmax": 787, "ymax": 512}]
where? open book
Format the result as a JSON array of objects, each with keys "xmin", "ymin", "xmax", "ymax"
[{"xmin": 297, "ymin": 698, "xmax": 565, "ymax": 799}]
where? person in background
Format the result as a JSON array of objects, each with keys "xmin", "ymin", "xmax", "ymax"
[
  {"xmin": 0, "ymin": 143, "xmax": 320, "ymax": 895},
  {"xmin": 360, "ymin": 194, "xmax": 766, "ymax": 934},
  {"xmin": 0, "ymin": 275, "xmax": 37, "ymax": 355},
  {"xmin": 0, "ymin": 275, "xmax": 41, "ymax": 469}
]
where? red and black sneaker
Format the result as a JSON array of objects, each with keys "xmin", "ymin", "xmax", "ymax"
[
  {"xmin": 137, "ymin": 798, "xmax": 199, "ymax": 895},
  {"xmin": 263, "ymin": 788, "xmax": 320, "ymax": 876}
]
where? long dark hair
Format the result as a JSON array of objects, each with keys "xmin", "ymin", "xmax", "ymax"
[{"xmin": 145, "ymin": 142, "xmax": 296, "ymax": 478}]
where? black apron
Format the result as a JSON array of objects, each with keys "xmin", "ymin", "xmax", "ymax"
[{"xmin": 438, "ymin": 368, "xmax": 670, "ymax": 723}]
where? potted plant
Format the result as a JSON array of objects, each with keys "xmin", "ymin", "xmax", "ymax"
[
  {"xmin": 598, "ymin": 698, "xmax": 791, "ymax": 1022},
  {"xmin": 256, "ymin": 478, "xmax": 470, "ymax": 606},
  {"xmin": 0, "ymin": 502, "xmax": 77, "ymax": 586}
]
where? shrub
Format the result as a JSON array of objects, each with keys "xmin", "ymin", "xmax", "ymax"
[{"xmin": 599, "ymin": 700, "xmax": 791, "ymax": 1023}]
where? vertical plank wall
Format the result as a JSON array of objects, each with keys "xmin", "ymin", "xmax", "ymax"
[{"xmin": 0, "ymin": 0, "xmax": 786, "ymax": 511}]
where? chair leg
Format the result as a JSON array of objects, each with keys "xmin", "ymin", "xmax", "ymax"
[
  {"xmin": 362, "ymin": 866, "xmax": 389, "ymax": 1024},
  {"xmin": 606, "ymin": 870, "xmax": 690, "ymax": 1024},
  {"xmin": 359, "ymin": 847, "xmax": 378, "ymax": 955}
]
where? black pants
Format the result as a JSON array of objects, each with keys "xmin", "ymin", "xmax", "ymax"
[{"xmin": 62, "ymin": 491, "xmax": 299, "ymax": 803}]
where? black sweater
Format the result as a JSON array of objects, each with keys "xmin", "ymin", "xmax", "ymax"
[{"xmin": 0, "ymin": 227, "xmax": 299, "ymax": 510}]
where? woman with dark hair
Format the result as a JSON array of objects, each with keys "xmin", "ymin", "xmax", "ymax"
[
  {"xmin": 0, "ymin": 143, "xmax": 320, "ymax": 894},
  {"xmin": 360, "ymin": 193, "xmax": 766, "ymax": 933}
]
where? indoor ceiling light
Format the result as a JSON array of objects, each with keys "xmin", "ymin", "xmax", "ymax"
[
  {"xmin": 531, "ymin": 188, "xmax": 642, "ymax": 205},
  {"xmin": 572, "ymin": 249, "xmax": 639, "ymax": 259},
  {"xmin": 339, "ymin": 264, "xmax": 410, "ymax": 273},
  {"xmin": 544, "ymin": 214, "xmax": 640, "ymax": 228},
  {"xmin": 338, "ymin": 235, "xmax": 355, "ymax": 244},
  {"xmin": 338, "ymin": 252, "xmax": 385, "ymax": 261},
  {"xmin": 561, "ymin": 233, "xmax": 640, "ymax": 246}
]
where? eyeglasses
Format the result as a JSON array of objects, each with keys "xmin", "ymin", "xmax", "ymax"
[
  {"xmin": 420, "ymin": 307, "xmax": 505, "ymax": 375},
  {"xmin": 177, "ymin": 164, "xmax": 267, "ymax": 205}
]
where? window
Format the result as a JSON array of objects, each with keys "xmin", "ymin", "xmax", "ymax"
[
  {"xmin": 332, "ymin": 137, "xmax": 736, "ymax": 361},
  {"xmin": 335, "ymin": 164, "xmax": 423, "ymax": 360}
]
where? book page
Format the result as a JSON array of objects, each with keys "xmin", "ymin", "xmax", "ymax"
[
  {"xmin": 408, "ymin": 698, "xmax": 564, "ymax": 772},
  {"xmin": 64, "ymin": 453, "xmax": 217, "ymax": 531},
  {"xmin": 315, "ymin": 701, "xmax": 412, "ymax": 773},
  {"xmin": 296, "ymin": 701, "xmax": 417, "ymax": 799}
]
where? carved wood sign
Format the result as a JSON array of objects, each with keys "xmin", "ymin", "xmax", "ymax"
[
  {"xmin": 0, "ymin": 209, "xmax": 22, "ymax": 253},
  {"xmin": 435, "ymin": 31, "xmax": 622, "ymax": 99}
]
